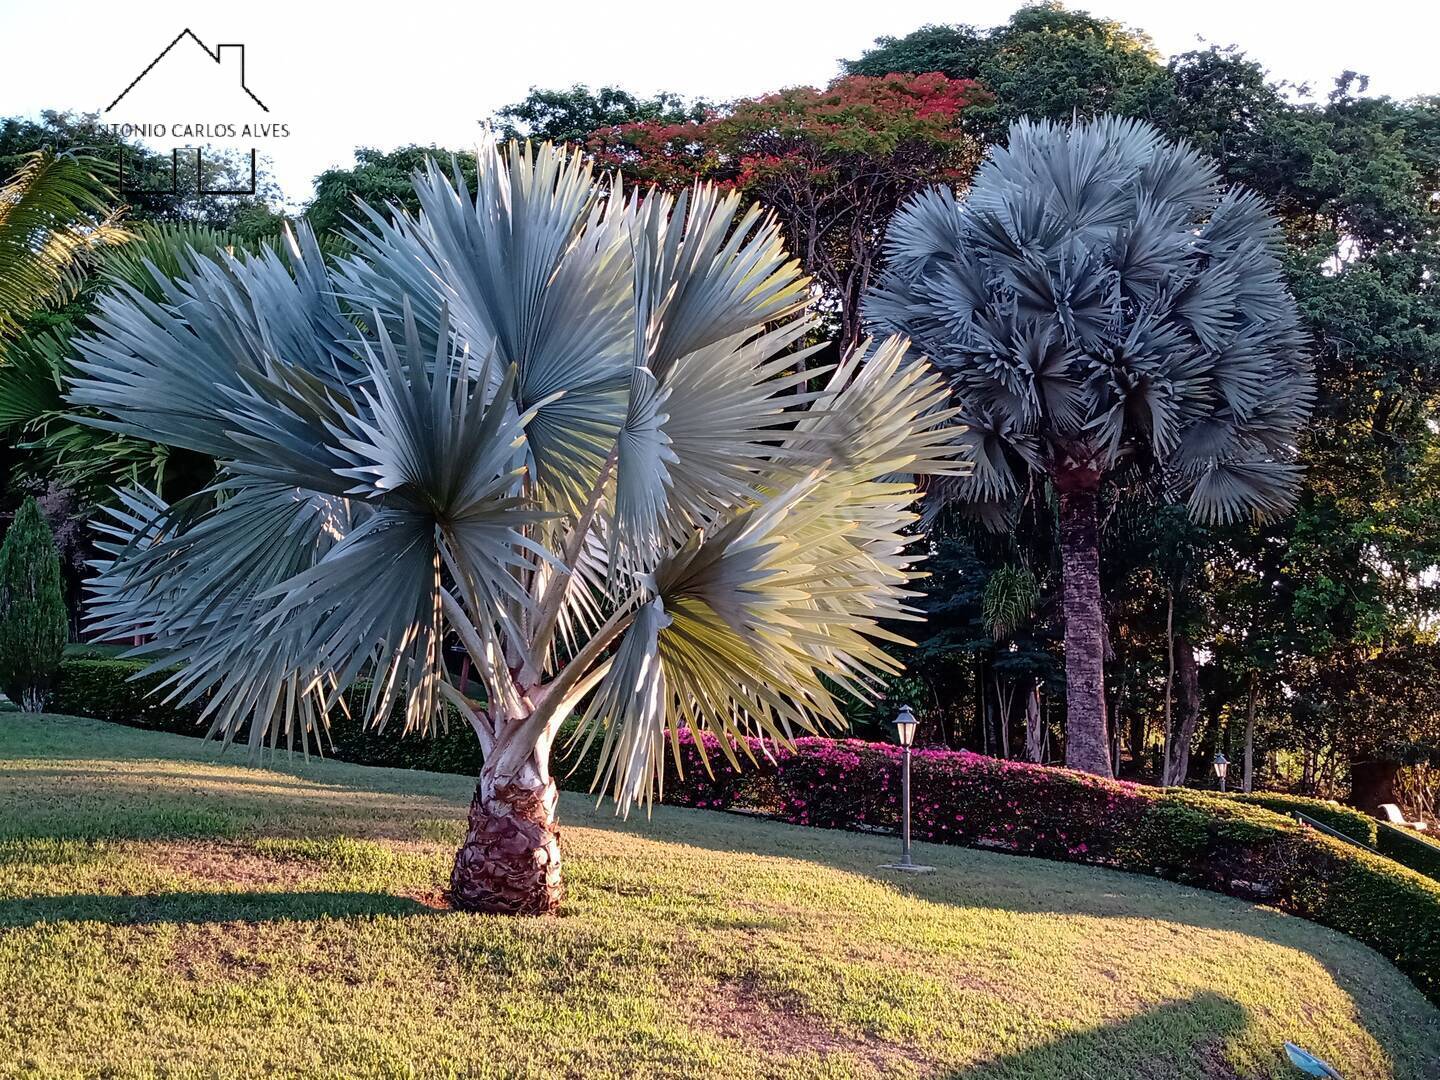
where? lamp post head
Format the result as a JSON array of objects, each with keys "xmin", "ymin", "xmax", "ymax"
[
  {"xmin": 1212, "ymin": 752, "xmax": 1229, "ymax": 780},
  {"xmin": 894, "ymin": 705, "xmax": 918, "ymax": 748}
]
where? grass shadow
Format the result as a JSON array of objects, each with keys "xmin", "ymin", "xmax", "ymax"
[
  {"xmin": 564, "ymin": 797, "xmax": 1439, "ymax": 1056},
  {"xmin": 0, "ymin": 889, "xmax": 441, "ymax": 928},
  {"xmin": 949, "ymin": 992, "xmax": 1248, "ymax": 1079}
]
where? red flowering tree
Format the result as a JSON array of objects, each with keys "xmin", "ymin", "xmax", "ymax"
[{"xmin": 588, "ymin": 73, "xmax": 991, "ymax": 351}]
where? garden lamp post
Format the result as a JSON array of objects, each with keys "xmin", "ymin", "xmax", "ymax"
[
  {"xmin": 1213, "ymin": 752, "xmax": 1230, "ymax": 793},
  {"xmin": 881, "ymin": 705, "xmax": 934, "ymax": 874}
]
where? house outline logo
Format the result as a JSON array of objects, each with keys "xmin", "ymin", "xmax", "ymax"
[
  {"xmin": 106, "ymin": 29, "xmax": 268, "ymax": 115},
  {"xmin": 102, "ymin": 29, "xmax": 289, "ymax": 197}
]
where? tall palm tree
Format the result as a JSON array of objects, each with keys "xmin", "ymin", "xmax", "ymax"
[
  {"xmin": 865, "ymin": 116, "xmax": 1311, "ymax": 778},
  {"xmin": 0, "ymin": 150, "xmax": 130, "ymax": 353},
  {"xmin": 69, "ymin": 141, "xmax": 965, "ymax": 914}
]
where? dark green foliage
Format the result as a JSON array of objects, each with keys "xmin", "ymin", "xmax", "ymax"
[
  {"xmin": 844, "ymin": 5, "xmax": 1167, "ymax": 141},
  {"xmin": 0, "ymin": 498, "xmax": 66, "ymax": 710},
  {"xmin": 305, "ymin": 146, "xmax": 479, "ymax": 240},
  {"xmin": 0, "ymin": 112, "xmax": 283, "ymax": 234},
  {"xmin": 0, "ymin": 114, "xmax": 280, "ymax": 255},
  {"xmin": 49, "ymin": 658, "xmax": 190, "ymax": 729},
  {"xmin": 1378, "ymin": 824, "xmax": 1440, "ymax": 883},
  {"xmin": 493, "ymin": 85, "xmax": 706, "ymax": 145},
  {"xmin": 1224, "ymin": 792, "xmax": 1379, "ymax": 846}
]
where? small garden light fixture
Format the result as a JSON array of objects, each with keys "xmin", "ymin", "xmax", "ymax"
[
  {"xmin": 894, "ymin": 703, "xmax": 918, "ymax": 749},
  {"xmin": 881, "ymin": 705, "xmax": 935, "ymax": 875},
  {"xmin": 1213, "ymin": 751, "xmax": 1230, "ymax": 793}
]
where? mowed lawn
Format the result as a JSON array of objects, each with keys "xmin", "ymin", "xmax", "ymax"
[{"xmin": 2, "ymin": 715, "xmax": 1438, "ymax": 1079}]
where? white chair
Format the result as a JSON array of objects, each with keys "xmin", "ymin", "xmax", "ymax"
[{"xmin": 1379, "ymin": 803, "xmax": 1428, "ymax": 831}]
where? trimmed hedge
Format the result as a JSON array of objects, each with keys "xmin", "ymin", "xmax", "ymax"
[
  {"xmin": 51, "ymin": 657, "xmax": 1440, "ymax": 1004},
  {"xmin": 52, "ymin": 658, "xmax": 197, "ymax": 731},
  {"xmin": 1223, "ymin": 791, "xmax": 1379, "ymax": 847},
  {"xmin": 1379, "ymin": 824, "xmax": 1440, "ymax": 883}
]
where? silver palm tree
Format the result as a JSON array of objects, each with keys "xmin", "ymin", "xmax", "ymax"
[
  {"xmin": 69, "ymin": 142, "xmax": 965, "ymax": 914},
  {"xmin": 865, "ymin": 116, "xmax": 1312, "ymax": 778}
]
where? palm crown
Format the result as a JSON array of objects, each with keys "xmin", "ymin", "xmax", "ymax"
[
  {"xmin": 865, "ymin": 115, "xmax": 1313, "ymax": 523},
  {"xmin": 69, "ymin": 141, "xmax": 964, "ymax": 912},
  {"xmin": 864, "ymin": 117, "xmax": 1312, "ymax": 779}
]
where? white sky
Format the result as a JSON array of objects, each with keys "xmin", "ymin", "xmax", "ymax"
[{"xmin": 2, "ymin": 0, "xmax": 1437, "ymax": 205}]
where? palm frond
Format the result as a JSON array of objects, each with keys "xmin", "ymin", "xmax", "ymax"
[
  {"xmin": 865, "ymin": 116, "xmax": 1311, "ymax": 523},
  {"xmin": 0, "ymin": 150, "xmax": 132, "ymax": 346}
]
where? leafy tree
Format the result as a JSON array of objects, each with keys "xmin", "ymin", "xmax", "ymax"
[
  {"xmin": 865, "ymin": 116, "xmax": 1312, "ymax": 776},
  {"xmin": 844, "ymin": 4, "xmax": 1167, "ymax": 140},
  {"xmin": 588, "ymin": 73, "xmax": 989, "ymax": 351},
  {"xmin": 1208, "ymin": 82, "xmax": 1440, "ymax": 801},
  {"xmin": 494, "ymin": 84, "xmax": 706, "ymax": 145},
  {"xmin": 306, "ymin": 146, "xmax": 479, "ymax": 239},
  {"xmin": 0, "ymin": 496, "xmax": 66, "ymax": 711},
  {"xmin": 70, "ymin": 142, "xmax": 963, "ymax": 914}
]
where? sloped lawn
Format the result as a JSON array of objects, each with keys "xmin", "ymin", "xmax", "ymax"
[{"xmin": 2, "ymin": 713, "xmax": 1438, "ymax": 1079}]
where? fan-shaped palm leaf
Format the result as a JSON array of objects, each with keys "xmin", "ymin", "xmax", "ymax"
[{"xmin": 0, "ymin": 150, "xmax": 131, "ymax": 349}]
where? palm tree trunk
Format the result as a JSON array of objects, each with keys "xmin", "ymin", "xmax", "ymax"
[
  {"xmin": 450, "ymin": 727, "xmax": 563, "ymax": 915},
  {"xmin": 1057, "ymin": 484, "xmax": 1112, "ymax": 777}
]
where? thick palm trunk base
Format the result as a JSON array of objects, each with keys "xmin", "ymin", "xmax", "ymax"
[
  {"xmin": 1058, "ymin": 482, "xmax": 1113, "ymax": 778},
  {"xmin": 450, "ymin": 769, "xmax": 562, "ymax": 915}
]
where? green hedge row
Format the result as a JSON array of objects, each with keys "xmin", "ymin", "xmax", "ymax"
[
  {"xmin": 1223, "ymin": 791, "xmax": 1379, "ymax": 847},
  {"xmin": 1378, "ymin": 824, "xmax": 1440, "ymax": 882},
  {"xmin": 51, "ymin": 658, "xmax": 602, "ymax": 791},
  {"xmin": 1220, "ymin": 791, "xmax": 1440, "ymax": 885}
]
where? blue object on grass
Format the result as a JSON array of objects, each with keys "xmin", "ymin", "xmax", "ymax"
[{"xmin": 1284, "ymin": 1042, "xmax": 1342, "ymax": 1078}]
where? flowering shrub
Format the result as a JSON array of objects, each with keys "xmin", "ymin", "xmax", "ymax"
[
  {"xmin": 659, "ymin": 731, "xmax": 780, "ymax": 810},
  {"xmin": 586, "ymin": 73, "xmax": 990, "ymax": 349}
]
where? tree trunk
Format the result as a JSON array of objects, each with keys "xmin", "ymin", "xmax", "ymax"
[
  {"xmin": 1242, "ymin": 672, "xmax": 1259, "ymax": 793},
  {"xmin": 993, "ymin": 671, "xmax": 1013, "ymax": 759},
  {"xmin": 1349, "ymin": 758, "xmax": 1402, "ymax": 813},
  {"xmin": 1025, "ymin": 682, "xmax": 1044, "ymax": 763},
  {"xmin": 1162, "ymin": 634, "xmax": 1202, "ymax": 786},
  {"xmin": 450, "ymin": 730, "xmax": 563, "ymax": 915},
  {"xmin": 1160, "ymin": 592, "xmax": 1175, "ymax": 784},
  {"xmin": 1057, "ymin": 483, "xmax": 1112, "ymax": 777},
  {"xmin": 1126, "ymin": 669, "xmax": 1146, "ymax": 775}
]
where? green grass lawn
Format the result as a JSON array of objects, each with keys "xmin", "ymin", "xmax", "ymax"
[{"xmin": 2, "ymin": 714, "xmax": 1438, "ymax": 1079}]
